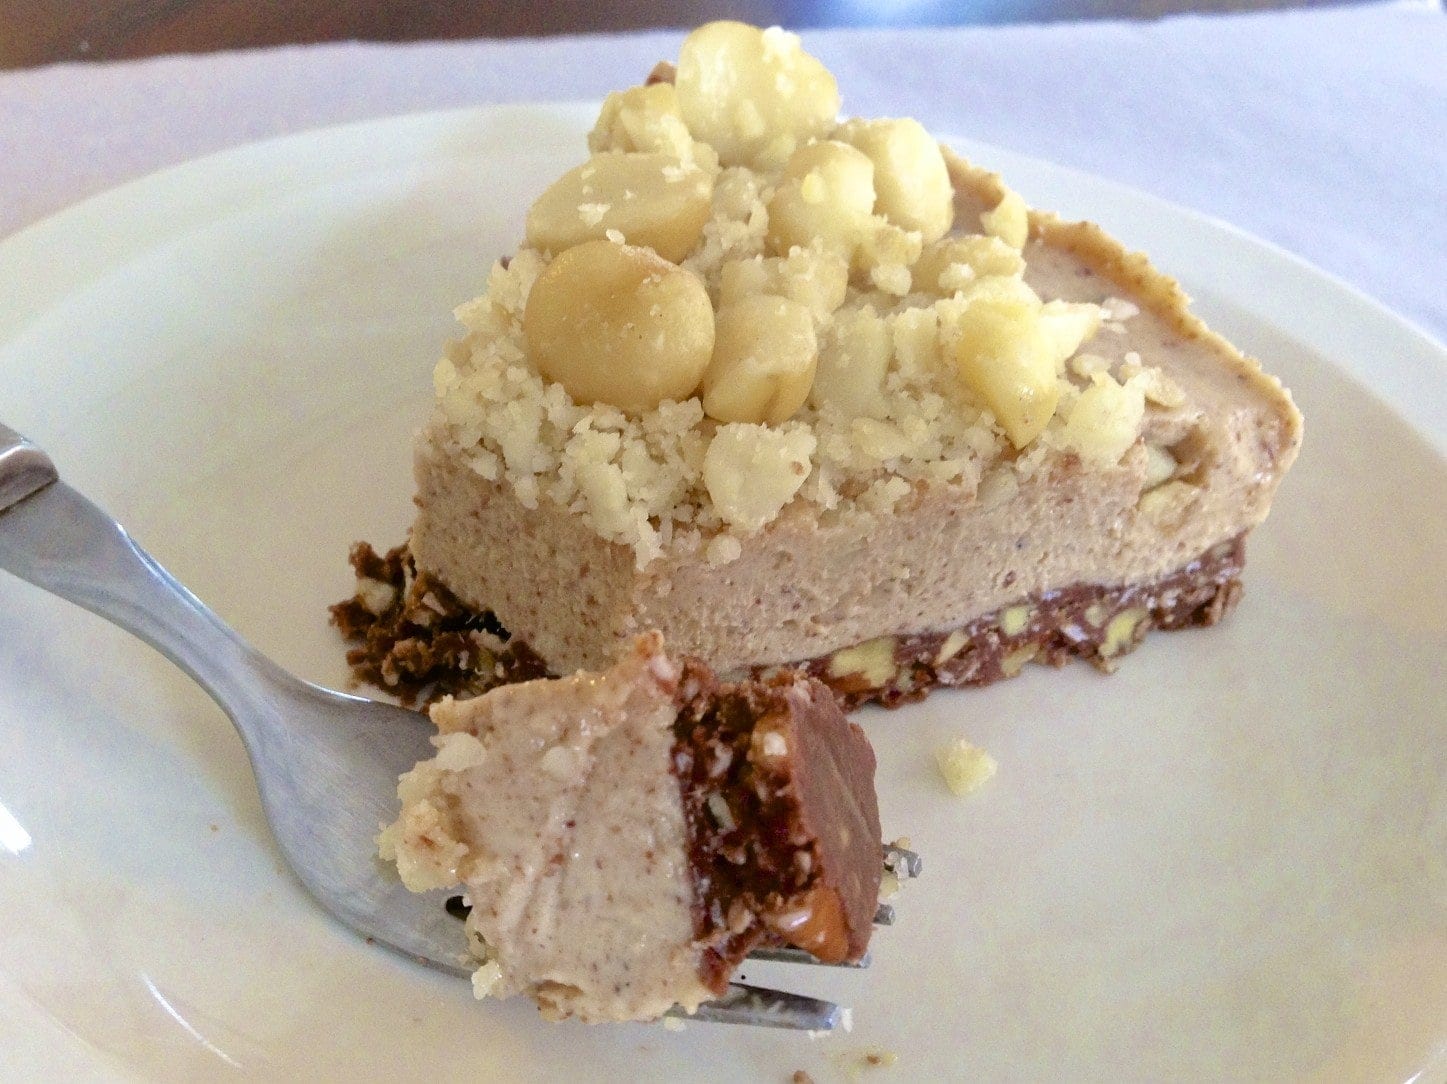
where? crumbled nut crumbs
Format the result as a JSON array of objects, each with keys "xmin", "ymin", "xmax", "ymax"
[
  {"xmin": 471, "ymin": 961, "xmax": 503, "ymax": 999},
  {"xmin": 705, "ymin": 533, "xmax": 743, "ymax": 566},
  {"xmin": 1100, "ymin": 296, "xmax": 1140, "ymax": 322}
]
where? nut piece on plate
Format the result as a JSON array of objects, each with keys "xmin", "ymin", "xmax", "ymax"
[
  {"xmin": 525, "ymin": 152, "xmax": 714, "ymax": 262},
  {"xmin": 523, "ymin": 239, "xmax": 714, "ymax": 412},
  {"xmin": 702, "ymin": 295, "xmax": 819, "ymax": 425},
  {"xmin": 935, "ymin": 738, "xmax": 998, "ymax": 797},
  {"xmin": 675, "ymin": 21, "xmax": 840, "ymax": 170}
]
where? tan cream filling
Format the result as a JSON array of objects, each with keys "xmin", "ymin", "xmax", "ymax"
[
  {"xmin": 379, "ymin": 635, "xmax": 712, "ymax": 1022},
  {"xmin": 411, "ymin": 195, "xmax": 1300, "ymax": 675}
]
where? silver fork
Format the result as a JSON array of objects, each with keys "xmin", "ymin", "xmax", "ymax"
[{"xmin": 0, "ymin": 422, "xmax": 918, "ymax": 1031}]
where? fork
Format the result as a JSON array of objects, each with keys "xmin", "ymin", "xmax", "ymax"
[{"xmin": 0, "ymin": 422, "xmax": 918, "ymax": 1031}]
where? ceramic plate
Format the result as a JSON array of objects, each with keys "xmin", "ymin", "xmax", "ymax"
[{"xmin": 2, "ymin": 104, "xmax": 1444, "ymax": 1082}]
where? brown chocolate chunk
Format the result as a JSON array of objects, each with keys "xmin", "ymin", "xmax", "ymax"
[{"xmin": 671, "ymin": 663, "xmax": 882, "ymax": 990}]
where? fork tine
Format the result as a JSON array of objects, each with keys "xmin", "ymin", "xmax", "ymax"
[
  {"xmin": 745, "ymin": 945, "xmax": 871, "ymax": 967},
  {"xmin": 883, "ymin": 843, "xmax": 922, "ymax": 879},
  {"xmin": 742, "ymin": 855, "xmax": 904, "ymax": 965},
  {"xmin": 668, "ymin": 983, "xmax": 841, "ymax": 1030}
]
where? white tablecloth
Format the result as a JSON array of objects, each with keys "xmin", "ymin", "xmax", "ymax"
[{"xmin": 1, "ymin": 4, "xmax": 1444, "ymax": 342}]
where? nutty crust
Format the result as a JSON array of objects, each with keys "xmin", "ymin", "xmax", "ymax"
[
  {"xmin": 805, "ymin": 535, "xmax": 1245, "ymax": 710},
  {"xmin": 329, "ymin": 542, "xmax": 547, "ymax": 706},
  {"xmin": 331, "ymin": 535, "xmax": 1246, "ymax": 711},
  {"xmin": 671, "ymin": 662, "xmax": 881, "ymax": 991}
]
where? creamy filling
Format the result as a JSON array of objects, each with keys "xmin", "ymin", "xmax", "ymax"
[{"xmin": 379, "ymin": 634, "xmax": 712, "ymax": 1022}]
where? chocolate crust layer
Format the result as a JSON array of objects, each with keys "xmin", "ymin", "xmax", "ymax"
[
  {"xmin": 329, "ymin": 542, "xmax": 547, "ymax": 706},
  {"xmin": 805, "ymin": 535, "xmax": 1246, "ymax": 709},
  {"xmin": 671, "ymin": 663, "xmax": 881, "ymax": 991},
  {"xmin": 331, "ymin": 534, "xmax": 1246, "ymax": 710}
]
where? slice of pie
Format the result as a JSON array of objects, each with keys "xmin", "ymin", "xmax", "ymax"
[
  {"xmin": 335, "ymin": 20, "xmax": 1302, "ymax": 709},
  {"xmin": 379, "ymin": 632, "xmax": 882, "ymax": 1023}
]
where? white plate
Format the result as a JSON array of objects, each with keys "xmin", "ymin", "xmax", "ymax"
[{"xmin": 2, "ymin": 103, "xmax": 1444, "ymax": 1083}]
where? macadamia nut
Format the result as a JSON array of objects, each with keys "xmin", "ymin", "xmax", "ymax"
[
  {"xmin": 703, "ymin": 295, "xmax": 818, "ymax": 425},
  {"xmin": 526, "ymin": 153, "xmax": 714, "ymax": 262},
  {"xmin": 766, "ymin": 141, "xmax": 877, "ymax": 261},
  {"xmin": 719, "ymin": 249, "xmax": 849, "ymax": 322},
  {"xmin": 588, "ymin": 83, "xmax": 716, "ymax": 172},
  {"xmin": 1058, "ymin": 373, "xmax": 1146, "ymax": 466},
  {"xmin": 950, "ymin": 295, "xmax": 1060, "ymax": 448},
  {"xmin": 1037, "ymin": 300, "xmax": 1102, "ymax": 371},
  {"xmin": 676, "ymin": 22, "xmax": 840, "ymax": 170},
  {"xmin": 980, "ymin": 188, "xmax": 1030, "ymax": 250},
  {"xmin": 704, "ymin": 423, "xmax": 816, "ymax": 531},
  {"xmin": 811, "ymin": 307, "xmax": 892, "ymax": 417},
  {"xmin": 912, "ymin": 235, "xmax": 1025, "ymax": 296},
  {"xmin": 523, "ymin": 239, "xmax": 715, "ymax": 413},
  {"xmin": 836, "ymin": 117, "xmax": 954, "ymax": 243}
]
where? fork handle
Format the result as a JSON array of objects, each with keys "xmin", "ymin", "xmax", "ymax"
[{"xmin": 0, "ymin": 424, "xmax": 296, "ymax": 743}]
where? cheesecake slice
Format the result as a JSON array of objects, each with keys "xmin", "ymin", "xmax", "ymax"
[
  {"xmin": 379, "ymin": 633, "xmax": 882, "ymax": 1023},
  {"xmin": 335, "ymin": 21, "xmax": 1301, "ymax": 709}
]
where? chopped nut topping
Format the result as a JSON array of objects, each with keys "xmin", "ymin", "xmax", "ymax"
[
  {"xmin": 676, "ymin": 21, "xmax": 838, "ymax": 169},
  {"xmin": 703, "ymin": 423, "xmax": 815, "ymax": 531},
  {"xmin": 428, "ymin": 20, "xmax": 1159, "ymax": 565},
  {"xmin": 1058, "ymin": 373, "xmax": 1146, "ymax": 467},
  {"xmin": 950, "ymin": 294, "xmax": 1062, "ymax": 449},
  {"xmin": 980, "ymin": 188, "xmax": 1029, "ymax": 250},
  {"xmin": 523, "ymin": 240, "xmax": 714, "ymax": 413},
  {"xmin": 767, "ymin": 141, "xmax": 878, "ymax": 262},
  {"xmin": 703, "ymin": 295, "xmax": 819, "ymax": 425},
  {"xmin": 836, "ymin": 117, "xmax": 954, "ymax": 243},
  {"xmin": 526, "ymin": 153, "xmax": 714, "ymax": 262}
]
